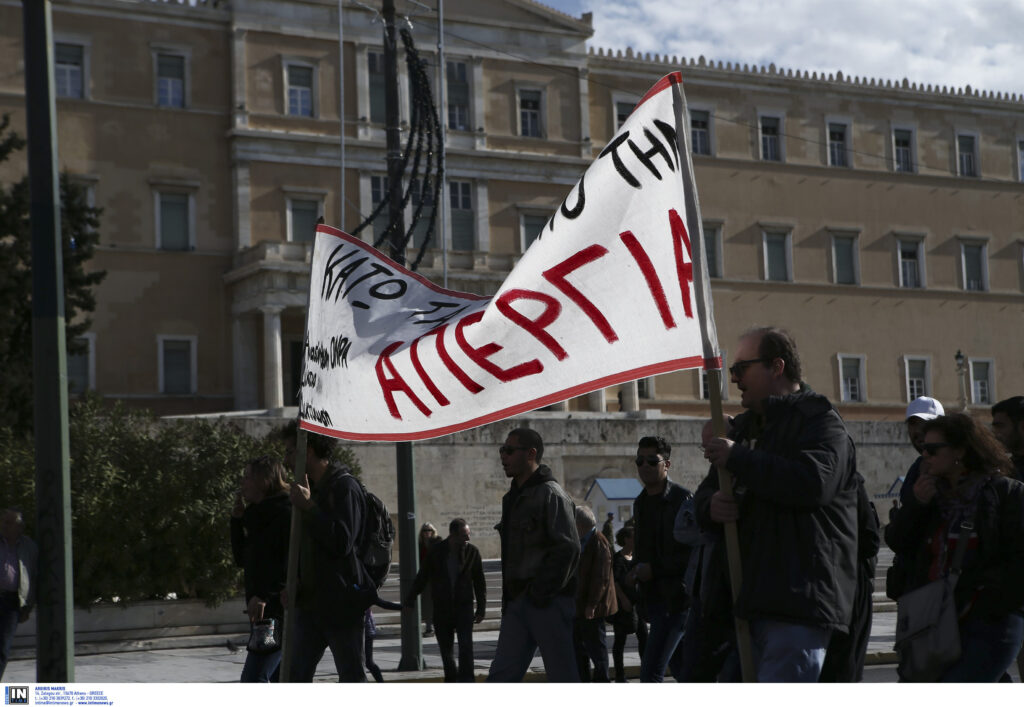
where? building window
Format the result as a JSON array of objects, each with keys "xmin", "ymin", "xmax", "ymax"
[
  {"xmin": 409, "ymin": 178, "xmax": 436, "ymax": 249},
  {"xmin": 894, "ymin": 128, "xmax": 915, "ymax": 173},
  {"xmin": 700, "ymin": 352, "xmax": 727, "ymax": 401},
  {"xmin": 960, "ymin": 241, "xmax": 988, "ymax": 292},
  {"xmin": 68, "ymin": 334, "xmax": 95, "ymax": 395},
  {"xmin": 288, "ymin": 198, "xmax": 321, "ymax": 243},
  {"xmin": 702, "ymin": 222, "xmax": 722, "ymax": 278},
  {"xmin": 898, "ymin": 239, "xmax": 923, "ymax": 288},
  {"xmin": 615, "ymin": 101, "xmax": 636, "ymax": 130},
  {"xmin": 55, "ymin": 43, "xmax": 84, "ymax": 99},
  {"xmin": 763, "ymin": 230, "xmax": 791, "ymax": 282},
  {"xmin": 969, "ymin": 359, "xmax": 993, "ymax": 404},
  {"xmin": 521, "ymin": 213, "xmax": 548, "ymax": 252},
  {"xmin": 519, "ymin": 89, "xmax": 542, "ymax": 138},
  {"xmin": 156, "ymin": 53, "xmax": 186, "ymax": 108},
  {"xmin": 447, "ymin": 61, "xmax": 470, "ymax": 130},
  {"xmin": 156, "ymin": 192, "xmax": 192, "ymax": 250},
  {"xmin": 760, "ymin": 115, "xmax": 781, "ymax": 161},
  {"xmin": 957, "ymin": 133, "xmax": 978, "ymax": 177},
  {"xmin": 904, "ymin": 357, "xmax": 930, "ymax": 401},
  {"xmin": 828, "ymin": 122, "xmax": 849, "ymax": 167},
  {"xmin": 838, "ymin": 355, "xmax": 865, "ymax": 402},
  {"xmin": 831, "ymin": 233, "xmax": 859, "ymax": 285},
  {"xmin": 691, "ymin": 109, "xmax": 711, "ymax": 155},
  {"xmin": 286, "ymin": 64, "xmax": 314, "ymax": 117},
  {"xmin": 449, "ymin": 181, "xmax": 473, "ymax": 251},
  {"xmin": 370, "ymin": 175, "xmax": 390, "ymax": 241},
  {"xmin": 1018, "ymin": 139, "xmax": 1024, "ymax": 182},
  {"xmin": 368, "ymin": 51, "xmax": 386, "ymax": 123},
  {"xmin": 159, "ymin": 336, "xmax": 196, "ymax": 395},
  {"xmin": 637, "ymin": 377, "xmax": 653, "ymax": 399}
]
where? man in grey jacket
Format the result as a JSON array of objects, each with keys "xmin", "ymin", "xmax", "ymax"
[{"xmin": 487, "ymin": 428, "xmax": 580, "ymax": 682}]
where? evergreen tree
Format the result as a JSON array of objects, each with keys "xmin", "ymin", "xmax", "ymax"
[{"xmin": 0, "ymin": 113, "xmax": 106, "ymax": 434}]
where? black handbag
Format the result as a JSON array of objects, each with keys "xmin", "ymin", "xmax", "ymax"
[
  {"xmin": 894, "ymin": 514, "xmax": 974, "ymax": 682},
  {"xmin": 247, "ymin": 618, "xmax": 281, "ymax": 655}
]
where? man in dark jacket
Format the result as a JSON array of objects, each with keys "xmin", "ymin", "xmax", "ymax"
[
  {"xmin": 630, "ymin": 435, "xmax": 691, "ymax": 682},
  {"xmin": 573, "ymin": 505, "xmax": 617, "ymax": 682},
  {"xmin": 700, "ymin": 327, "xmax": 859, "ymax": 682},
  {"xmin": 487, "ymin": 427, "xmax": 580, "ymax": 682},
  {"xmin": 405, "ymin": 517, "xmax": 486, "ymax": 682},
  {"xmin": 992, "ymin": 396, "xmax": 1024, "ymax": 482},
  {"xmin": 285, "ymin": 426, "xmax": 373, "ymax": 682}
]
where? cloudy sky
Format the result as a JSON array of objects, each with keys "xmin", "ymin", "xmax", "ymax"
[{"xmin": 539, "ymin": 0, "xmax": 1024, "ymax": 97}]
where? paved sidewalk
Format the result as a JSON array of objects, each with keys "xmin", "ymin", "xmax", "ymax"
[{"xmin": 3, "ymin": 613, "xmax": 902, "ymax": 683}]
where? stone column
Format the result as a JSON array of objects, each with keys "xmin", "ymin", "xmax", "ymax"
[
  {"xmin": 232, "ymin": 314, "xmax": 259, "ymax": 410},
  {"xmin": 620, "ymin": 380, "xmax": 639, "ymax": 412},
  {"xmin": 548, "ymin": 400, "xmax": 569, "ymax": 411},
  {"xmin": 261, "ymin": 305, "xmax": 284, "ymax": 410},
  {"xmin": 587, "ymin": 388, "xmax": 606, "ymax": 412}
]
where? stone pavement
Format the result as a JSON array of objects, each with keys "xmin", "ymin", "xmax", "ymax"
[{"xmin": 3, "ymin": 613, "xmax": 903, "ymax": 684}]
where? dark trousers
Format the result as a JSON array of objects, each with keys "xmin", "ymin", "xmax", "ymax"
[
  {"xmin": 289, "ymin": 607, "xmax": 366, "ymax": 682},
  {"xmin": 435, "ymin": 604, "xmax": 476, "ymax": 682},
  {"xmin": 364, "ymin": 627, "xmax": 383, "ymax": 682},
  {"xmin": 574, "ymin": 617, "xmax": 610, "ymax": 682},
  {"xmin": 0, "ymin": 594, "xmax": 20, "ymax": 681},
  {"xmin": 612, "ymin": 616, "xmax": 648, "ymax": 682}
]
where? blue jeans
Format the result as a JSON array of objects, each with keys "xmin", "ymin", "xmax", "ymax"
[
  {"xmin": 0, "ymin": 594, "xmax": 20, "ymax": 681},
  {"xmin": 640, "ymin": 602, "xmax": 687, "ymax": 682},
  {"xmin": 487, "ymin": 594, "xmax": 579, "ymax": 682},
  {"xmin": 240, "ymin": 648, "xmax": 281, "ymax": 682},
  {"xmin": 750, "ymin": 619, "xmax": 831, "ymax": 682},
  {"xmin": 288, "ymin": 607, "xmax": 366, "ymax": 682},
  {"xmin": 940, "ymin": 613, "xmax": 1024, "ymax": 682}
]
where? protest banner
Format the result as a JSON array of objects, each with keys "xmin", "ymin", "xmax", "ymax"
[{"xmin": 298, "ymin": 72, "xmax": 720, "ymax": 442}]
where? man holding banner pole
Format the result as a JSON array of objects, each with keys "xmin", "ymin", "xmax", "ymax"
[{"xmin": 697, "ymin": 327, "xmax": 859, "ymax": 682}]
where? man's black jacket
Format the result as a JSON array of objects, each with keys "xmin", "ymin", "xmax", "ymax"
[
  {"xmin": 694, "ymin": 388, "xmax": 859, "ymax": 632},
  {"xmin": 407, "ymin": 538, "xmax": 487, "ymax": 621},
  {"xmin": 633, "ymin": 479, "xmax": 692, "ymax": 614}
]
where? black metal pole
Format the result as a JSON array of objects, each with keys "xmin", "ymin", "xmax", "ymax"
[
  {"xmin": 382, "ymin": 0, "xmax": 423, "ymax": 672},
  {"xmin": 22, "ymin": 0, "xmax": 75, "ymax": 683}
]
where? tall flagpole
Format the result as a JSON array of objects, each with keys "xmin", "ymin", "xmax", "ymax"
[
  {"xmin": 671, "ymin": 74, "xmax": 755, "ymax": 683},
  {"xmin": 436, "ymin": 0, "xmax": 448, "ymax": 288}
]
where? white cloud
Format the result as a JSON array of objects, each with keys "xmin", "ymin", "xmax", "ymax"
[{"xmin": 549, "ymin": 0, "xmax": 1024, "ymax": 96}]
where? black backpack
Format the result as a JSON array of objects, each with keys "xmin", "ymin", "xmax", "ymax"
[{"xmin": 354, "ymin": 477, "xmax": 395, "ymax": 588}]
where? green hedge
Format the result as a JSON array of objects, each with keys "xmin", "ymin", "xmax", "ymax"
[{"xmin": 0, "ymin": 396, "xmax": 360, "ymax": 607}]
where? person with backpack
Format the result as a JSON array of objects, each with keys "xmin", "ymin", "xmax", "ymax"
[
  {"xmin": 282, "ymin": 423, "xmax": 375, "ymax": 682},
  {"xmin": 404, "ymin": 518, "xmax": 486, "ymax": 682}
]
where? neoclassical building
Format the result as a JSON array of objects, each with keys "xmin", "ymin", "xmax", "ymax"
[{"xmin": 1, "ymin": 0, "xmax": 1021, "ymax": 422}]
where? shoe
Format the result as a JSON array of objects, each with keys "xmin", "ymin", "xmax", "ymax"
[{"xmin": 423, "ymin": 629, "xmax": 434, "ymax": 637}]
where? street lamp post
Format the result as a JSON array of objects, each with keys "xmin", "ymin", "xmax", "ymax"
[{"xmin": 955, "ymin": 349, "xmax": 968, "ymax": 411}]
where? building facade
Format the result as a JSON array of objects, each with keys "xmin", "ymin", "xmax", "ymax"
[{"xmin": 1, "ymin": 0, "xmax": 1021, "ymax": 422}]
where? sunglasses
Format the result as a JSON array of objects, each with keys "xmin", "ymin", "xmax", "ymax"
[
  {"xmin": 635, "ymin": 455, "xmax": 665, "ymax": 467},
  {"xmin": 728, "ymin": 357, "xmax": 770, "ymax": 378},
  {"xmin": 921, "ymin": 442, "xmax": 950, "ymax": 456},
  {"xmin": 498, "ymin": 445, "xmax": 528, "ymax": 455}
]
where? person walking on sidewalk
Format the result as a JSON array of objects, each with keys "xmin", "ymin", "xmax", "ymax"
[
  {"xmin": 573, "ymin": 505, "xmax": 617, "ymax": 681},
  {"xmin": 417, "ymin": 523, "xmax": 440, "ymax": 638},
  {"xmin": 487, "ymin": 428, "xmax": 580, "ymax": 682},
  {"xmin": 405, "ymin": 518, "xmax": 487, "ymax": 682},
  {"xmin": 0, "ymin": 508, "xmax": 36, "ymax": 681},
  {"xmin": 230, "ymin": 456, "xmax": 291, "ymax": 682}
]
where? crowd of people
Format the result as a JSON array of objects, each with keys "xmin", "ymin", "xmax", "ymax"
[
  {"xmin": 5, "ymin": 327, "xmax": 1022, "ymax": 684},
  {"xmin": 219, "ymin": 326, "xmax": 1024, "ymax": 683}
]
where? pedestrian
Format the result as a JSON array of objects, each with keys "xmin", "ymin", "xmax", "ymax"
[
  {"xmin": 230, "ymin": 456, "xmax": 291, "ymax": 682},
  {"xmin": 282, "ymin": 421, "xmax": 374, "ymax": 682},
  {"xmin": 364, "ymin": 609, "xmax": 384, "ymax": 682},
  {"xmin": 610, "ymin": 525, "xmax": 647, "ymax": 682},
  {"xmin": 698, "ymin": 326, "xmax": 859, "ymax": 682},
  {"xmin": 0, "ymin": 508, "xmax": 36, "ymax": 680},
  {"xmin": 629, "ymin": 435, "xmax": 691, "ymax": 682},
  {"xmin": 573, "ymin": 505, "xmax": 617, "ymax": 681},
  {"xmin": 886, "ymin": 396, "xmax": 945, "ymax": 600},
  {"xmin": 602, "ymin": 512, "xmax": 615, "ymax": 547},
  {"xmin": 405, "ymin": 518, "xmax": 487, "ymax": 682},
  {"xmin": 886, "ymin": 412, "xmax": 1024, "ymax": 681},
  {"xmin": 417, "ymin": 523, "xmax": 440, "ymax": 638},
  {"xmin": 487, "ymin": 428, "xmax": 580, "ymax": 682},
  {"xmin": 991, "ymin": 396, "xmax": 1024, "ymax": 680}
]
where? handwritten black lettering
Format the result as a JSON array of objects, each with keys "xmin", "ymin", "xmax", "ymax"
[
  {"xmin": 300, "ymin": 403, "xmax": 333, "ymax": 427},
  {"xmin": 321, "ymin": 244, "xmax": 359, "ymax": 302},
  {"xmin": 599, "ymin": 133, "xmax": 639, "ymax": 187},
  {"xmin": 369, "ymin": 279, "xmax": 407, "ymax": 300},
  {"xmin": 305, "ymin": 337, "xmax": 330, "ymax": 369},
  {"xmin": 301, "ymin": 370, "xmax": 318, "ymax": 388},
  {"xmin": 330, "ymin": 335, "xmax": 352, "ymax": 369},
  {"xmin": 627, "ymin": 126, "xmax": 675, "ymax": 181}
]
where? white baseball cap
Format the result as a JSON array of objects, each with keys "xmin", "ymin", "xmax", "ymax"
[{"xmin": 905, "ymin": 396, "xmax": 944, "ymax": 421}]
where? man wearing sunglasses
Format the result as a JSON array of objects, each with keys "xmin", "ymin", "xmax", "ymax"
[
  {"xmin": 487, "ymin": 427, "xmax": 580, "ymax": 682},
  {"xmin": 695, "ymin": 327, "xmax": 859, "ymax": 682},
  {"xmin": 629, "ymin": 435, "xmax": 692, "ymax": 682}
]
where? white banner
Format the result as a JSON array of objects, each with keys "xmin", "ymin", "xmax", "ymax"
[{"xmin": 299, "ymin": 73, "xmax": 720, "ymax": 441}]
